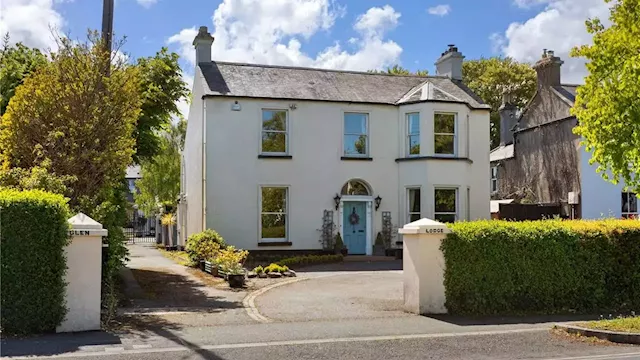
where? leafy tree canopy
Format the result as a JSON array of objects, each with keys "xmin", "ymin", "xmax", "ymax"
[
  {"xmin": 462, "ymin": 57, "xmax": 536, "ymax": 149},
  {"xmin": 0, "ymin": 32, "xmax": 141, "ymax": 209},
  {"xmin": 369, "ymin": 64, "xmax": 429, "ymax": 76},
  {"xmin": 134, "ymin": 119, "xmax": 185, "ymax": 215},
  {"xmin": 571, "ymin": 0, "xmax": 640, "ymax": 190},
  {"xmin": 134, "ymin": 48, "xmax": 189, "ymax": 162},
  {"xmin": 0, "ymin": 34, "xmax": 48, "ymax": 116}
]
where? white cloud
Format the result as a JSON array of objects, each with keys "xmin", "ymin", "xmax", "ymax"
[
  {"xmin": 136, "ymin": 0, "xmax": 158, "ymax": 8},
  {"xmin": 0, "ymin": 0, "xmax": 65, "ymax": 50},
  {"xmin": 492, "ymin": 0, "xmax": 611, "ymax": 84},
  {"xmin": 513, "ymin": 0, "xmax": 548, "ymax": 8},
  {"xmin": 427, "ymin": 4, "xmax": 451, "ymax": 16},
  {"xmin": 168, "ymin": 1, "xmax": 402, "ymax": 72}
]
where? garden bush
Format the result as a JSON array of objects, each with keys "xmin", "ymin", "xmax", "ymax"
[
  {"xmin": 0, "ymin": 189, "xmax": 71, "ymax": 335},
  {"xmin": 442, "ymin": 219, "xmax": 640, "ymax": 315},
  {"xmin": 185, "ymin": 229, "xmax": 226, "ymax": 263},
  {"xmin": 276, "ymin": 254, "xmax": 343, "ymax": 268}
]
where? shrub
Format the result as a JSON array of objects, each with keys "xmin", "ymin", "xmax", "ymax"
[
  {"xmin": 334, "ymin": 232, "xmax": 344, "ymax": 250},
  {"xmin": 276, "ymin": 254, "xmax": 343, "ymax": 268},
  {"xmin": 185, "ymin": 229, "xmax": 226, "ymax": 263},
  {"xmin": 441, "ymin": 219, "xmax": 640, "ymax": 315},
  {"xmin": 216, "ymin": 246, "xmax": 249, "ymax": 275},
  {"xmin": 253, "ymin": 265, "xmax": 264, "ymax": 274},
  {"xmin": 161, "ymin": 213, "xmax": 175, "ymax": 226},
  {"xmin": 0, "ymin": 189, "xmax": 71, "ymax": 335},
  {"xmin": 264, "ymin": 263, "xmax": 285, "ymax": 273}
]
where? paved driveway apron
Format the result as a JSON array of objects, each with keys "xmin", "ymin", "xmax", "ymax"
[{"xmin": 255, "ymin": 263, "xmax": 408, "ymax": 322}]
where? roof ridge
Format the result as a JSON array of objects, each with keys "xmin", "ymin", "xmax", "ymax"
[
  {"xmin": 208, "ymin": 60, "xmax": 447, "ymax": 79},
  {"xmin": 560, "ymin": 83, "xmax": 581, "ymax": 87}
]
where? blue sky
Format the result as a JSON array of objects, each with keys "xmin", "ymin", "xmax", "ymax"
[
  {"xmin": 1, "ymin": 0, "xmax": 609, "ymax": 115},
  {"xmin": 55, "ymin": 0, "xmax": 545, "ymax": 73}
]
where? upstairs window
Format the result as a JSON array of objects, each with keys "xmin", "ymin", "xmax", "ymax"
[
  {"xmin": 261, "ymin": 110, "xmax": 288, "ymax": 154},
  {"xmin": 407, "ymin": 113, "xmax": 420, "ymax": 156},
  {"xmin": 491, "ymin": 166, "xmax": 498, "ymax": 193},
  {"xmin": 434, "ymin": 113, "xmax": 456, "ymax": 155},
  {"xmin": 344, "ymin": 113, "xmax": 369, "ymax": 157},
  {"xmin": 622, "ymin": 192, "xmax": 638, "ymax": 219}
]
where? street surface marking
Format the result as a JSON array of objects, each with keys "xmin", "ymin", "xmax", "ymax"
[
  {"xmin": 4, "ymin": 327, "xmax": 554, "ymax": 359},
  {"xmin": 242, "ymin": 277, "xmax": 308, "ymax": 323},
  {"xmin": 535, "ymin": 353, "xmax": 640, "ymax": 360}
]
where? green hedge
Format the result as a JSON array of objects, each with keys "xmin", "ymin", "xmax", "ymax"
[
  {"xmin": 0, "ymin": 189, "xmax": 71, "ymax": 335},
  {"xmin": 276, "ymin": 254, "xmax": 343, "ymax": 268},
  {"xmin": 442, "ymin": 220, "xmax": 640, "ymax": 315}
]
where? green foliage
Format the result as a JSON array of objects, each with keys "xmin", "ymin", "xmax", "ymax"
[
  {"xmin": 334, "ymin": 232, "xmax": 345, "ymax": 250},
  {"xmin": 253, "ymin": 265, "xmax": 264, "ymax": 274},
  {"xmin": 0, "ymin": 32, "xmax": 141, "ymax": 210},
  {"xmin": 462, "ymin": 57, "xmax": 537, "ymax": 149},
  {"xmin": 264, "ymin": 263, "xmax": 287, "ymax": 273},
  {"xmin": 0, "ymin": 164, "xmax": 76, "ymax": 195},
  {"xmin": 375, "ymin": 232, "xmax": 384, "ymax": 246},
  {"xmin": 185, "ymin": 229, "xmax": 226, "ymax": 263},
  {"xmin": 216, "ymin": 246, "xmax": 249, "ymax": 275},
  {"xmin": 571, "ymin": 0, "xmax": 640, "ymax": 191},
  {"xmin": 368, "ymin": 64, "xmax": 429, "ymax": 76},
  {"xmin": 442, "ymin": 220, "xmax": 640, "ymax": 315},
  {"xmin": 134, "ymin": 120, "xmax": 185, "ymax": 216},
  {"xmin": 0, "ymin": 35, "xmax": 48, "ymax": 116},
  {"xmin": 275, "ymin": 254, "xmax": 344, "ymax": 268},
  {"xmin": 0, "ymin": 189, "xmax": 70, "ymax": 335},
  {"xmin": 134, "ymin": 48, "xmax": 190, "ymax": 162}
]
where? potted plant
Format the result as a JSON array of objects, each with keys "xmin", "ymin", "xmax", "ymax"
[
  {"xmin": 334, "ymin": 232, "xmax": 348, "ymax": 256},
  {"xmin": 373, "ymin": 232, "xmax": 386, "ymax": 256},
  {"xmin": 216, "ymin": 246, "xmax": 249, "ymax": 288}
]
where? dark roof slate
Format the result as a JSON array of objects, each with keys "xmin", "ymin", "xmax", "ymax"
[{"xmin": 198, "ymin": 61, "xmax": 489, "ymax": 109}]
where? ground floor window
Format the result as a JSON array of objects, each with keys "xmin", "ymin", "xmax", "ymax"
[
  {"xmin": 407, "ymin": 188, "xmax": 421, "ymax": 222},
  {"xmin": 260, "ymin": 187, "xmax": 288, "ymax": 241},
  {"xmin": 622, "ymin": 192, "xmax": 638, "ymax": 219},
  {"xmin": 434, "ymin": 188, "xmax": 457, "ymax": 223}
]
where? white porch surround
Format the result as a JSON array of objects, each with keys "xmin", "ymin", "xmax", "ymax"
[{"xmin": 338, "ymin": 195, "xmax": 373, "ymax": 256}]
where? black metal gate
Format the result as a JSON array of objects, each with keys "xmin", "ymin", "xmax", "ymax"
[{"xmin": 124, "ymin": 211, "xmax": 156, "ymax": 244}]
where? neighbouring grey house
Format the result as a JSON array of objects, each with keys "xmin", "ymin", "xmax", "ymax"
[
  {"xmin": 125, "ymin": 165, "xmax": 142, "ymax": 204},
  {"xmin": 490, "ymin": 50, "xmax": 637, "ymax": 219}
]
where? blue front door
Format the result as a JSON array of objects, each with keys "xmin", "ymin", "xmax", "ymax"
[{"xmin": 343, "ymin": 202, "xmax": 367, "ymax": 255}]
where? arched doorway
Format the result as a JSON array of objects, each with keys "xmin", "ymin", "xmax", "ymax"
[{"xmin": 339, "ymin": 179, "xmax": 373, "ymax": 255}]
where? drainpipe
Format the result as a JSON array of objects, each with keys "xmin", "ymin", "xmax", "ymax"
[{"xmin": 201, "ymin": 98, "xmax": 207, "ymax": 233}]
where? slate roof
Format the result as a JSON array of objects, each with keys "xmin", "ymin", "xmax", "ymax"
[
  {"xmin": 198, "ymin": 62, "xmax": 490, "ymax": 109},
  {"xmin": 552, "ymin": 84, "xmax": 579, "ymax": 105}
]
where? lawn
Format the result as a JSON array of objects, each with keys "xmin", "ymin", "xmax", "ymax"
[{"xmin": 580, "ymin": 316, "xmax": 640, "ymax": 333}]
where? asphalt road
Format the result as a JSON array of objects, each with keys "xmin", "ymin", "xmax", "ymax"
[{"xmin": 3, "ymin": 330, "xmax": 639, "ymax": 360}]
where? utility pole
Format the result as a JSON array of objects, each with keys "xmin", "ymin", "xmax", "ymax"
[{"xmin": 101, "ymin": 0, "xmax": 114, "ymax": 75}]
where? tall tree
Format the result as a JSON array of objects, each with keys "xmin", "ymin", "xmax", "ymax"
[
  {"xmin": 369, "ymin": 64, "xmax": 429, "ymax": 76},
  {"xmin": 0, "ymin": 35, "xmax": 48, "ymax": 116},
  {"xmin": 462, "ymin": 57, "xmax": 536, "ymax": 149},
  {"xmin": 134, "ymin": 120, "xmax": 185, "ymax": 215},
  {"xmin": 0, "ymin": 32, "xmax": 141, "ymax": 209},
  {"xmin": 134, "ymin": 48, "xmax": 189, "ymax": 162},
  {"xmin": 571, "ymin": 0, "xmax": 640, "ymax": 190}
]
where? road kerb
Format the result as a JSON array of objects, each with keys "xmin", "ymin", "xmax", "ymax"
[
  {"xmin": 243, "ymin": 277, "xmax": 310, "ymax": 323},
  {"xmin": 555, "ymin": 323, "xmax": 640, "ymax": 345}
]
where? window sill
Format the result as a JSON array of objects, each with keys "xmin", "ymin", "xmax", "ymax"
[
  {"xmin": 257, "ymin": 241, "xmax": 293, "ymax": 247},
  {"xmin": 395, "ymin": 156, "xmax": 472, "ymax": 164},
  {"xmin": 341, "ymin": 156, "xmax": 373, "ymax": 161},
  {"xmin": 258, "ymin": 154, "xmax": 293, "ymax": 159}
]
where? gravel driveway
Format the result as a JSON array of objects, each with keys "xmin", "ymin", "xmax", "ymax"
[{"xmin": 255, "ymin": 270, "xmax": 409, "ymax": 322}]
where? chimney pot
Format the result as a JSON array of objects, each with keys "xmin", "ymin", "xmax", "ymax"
[
  {"xmin": 533, "ymin": 48, "xmax": 564, "ymax": 88},
  {"xmin": 435, "ymin": 44, "xmax": 464, "ymax": 81},
  {"xmin": 193, "ymin": 25, "xmax": 215, "ymax": 64}
]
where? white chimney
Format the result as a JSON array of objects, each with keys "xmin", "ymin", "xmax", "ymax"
[
  {"xmin": 192, "ymin": 26, "xmax": 214, "ymax": 64},
  {"xmin": 435, "ymin": 44, "xmax": 464, "ymax": 81}
]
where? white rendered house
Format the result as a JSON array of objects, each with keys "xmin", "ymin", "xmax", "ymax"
[{"xmin": 180, "ymin": 26, "xmax": 491, "ymax": 255}]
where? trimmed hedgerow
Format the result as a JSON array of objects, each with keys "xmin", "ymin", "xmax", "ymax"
[
  {"xmin": 0, "ymin": 189, "xmax": 71, "ymax": 335},
  {"xmin": 441, "ymin": 219, "xmax": 640, "ymax": 315},
  {"xmin": 276, "ymin": 254, "xmax": 343, "ymax": 268}
]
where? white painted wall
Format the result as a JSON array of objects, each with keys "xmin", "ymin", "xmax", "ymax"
[
  {"xmin": 182, "ymin": 69, "xmax": 205, "ymax": 241},
  {"xmin": 198, "ymin": 97, "xmax": 490, "ymax": 251},
  {"xmin": 580, "ymin": 146, "xmax": 627, "ymax": 219}
]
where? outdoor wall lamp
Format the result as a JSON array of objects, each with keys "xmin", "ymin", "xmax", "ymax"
[
  {"xmin": 374, "ymin": 195, "xmax": 382, "ymax": 211},
  {"xmin": 333, "ymin": 194, "xmax": 341, "ymax": 210}
]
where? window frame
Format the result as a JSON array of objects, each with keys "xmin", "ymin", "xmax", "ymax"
[
  {"xmin": 434, "ymin": 187, "xmax": 458, "ymax": 223},
  {"xmin": 621, "ymin": 192, "xmax": 638, "ymax": 219},
  {"xmin": 406, "ymin": 187, "xmax": 422, "ymax": 223},
  {"xmin": 490, "ymin": 166, "xmax": 498, "ymax": 194},
  {"xmin": 260, "ymin": 109, "xmax": 289, "ymax": 155},
  {"xmin": 343, "ymin": 112, "xmax": 370, "ymax": 157},
  {"xmin": 433, "ymin": 112, "xmax": 457, "ymax": 157},
  {"xmin": 406, "ymin": 112, "xmax": 420, "ymax": 157},
  {"xmin": 259, "ymin": 185, "xmax": 289, "ymax": 243}
]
